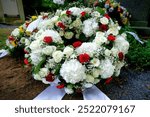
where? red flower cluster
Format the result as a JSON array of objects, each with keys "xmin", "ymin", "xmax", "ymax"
[
  {"xmin": 57, "ymin": 22, "xmax": 65, "ymax": 30},
  {"xmin": 118, "ymin": 52, "xmax": 124, "ymax": 61},
  {"xmin": 43, "ymin": 36, "xmax": 53, "ymax": 44},
  {"xmin": 24, "ymin": 58, "xmax": 29, "ymax": 65},
  {"xmin": 42, "ymin": 15, "xmax": 48, "ymax": 20},
  {"xmin": 78, "ymin": 53, "xmax": 90, "ymax": 63},
  {"xmin": 99, "ymin": 24, "xmax": 108, "ymax": 31},
  {"xmin": 8, "ymin": 36, "xmax": 15, "ymax": 41},
  {"xmin": 72, "ymin": 41, "xmax": 82, "ymax": 48},
  {"xmin": 56, "ymin": 84, "xmax": 65, "ymax": 89},
  {"xmin": 105, "ymin": 77, "xmax": 113, "ymax": 84},
  {"xmin": 25, "ymin": 22, "xmax": 30, "ymax": 28},
  {"xmin": 66, "ymin": 10, "xmax": 72, "ymax": 16},
  {"xmin": 80, "ymin": 11, "xmax": 86, "ymax": 17},
  {"xmin": 46, "ymin": 73, "xmax": 55, "ymax": 82},
  {"xmin": 107, "ymin": 34, "xmax": 116, "ymax": 41}
]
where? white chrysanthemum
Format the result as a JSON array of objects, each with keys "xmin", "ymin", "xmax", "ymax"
[
  {"xmin": 90, "ymin": 58, "xmax": 100, "ymax": 67},
  {"xmin": 86, "ymin": 74, "xmax": 95, "ymax": 83},
  {"xmin": 52, "ymin": 51, "xmax": 63, "ymax": 63},
  {"xmin": 107, "ymin": 23, "xmax": 121, "ymax": 36},
  {"xmin": 64, "ymin": 32, "xmax": 74, "ymax": 39},
  {"xmin": 76, "ymin": 42, "xmax": 98, "ymax": 57},
  {"xmin": 69, "ymin": 7, "xmax": 82, "ymax": 16},
  {"xmin": 72, "ymin": 18, "xmax": 82, "ymax": 28},
  {"xmin": 114, "ymin": 61, "xmax": 125, "ymax": 77},
  {"xmin": 100, "ymin": 59, "xmax": 115, "ymax": 79},
  {"xmin": 64, "ymin": 87, "xmax": 74, "ymax": 94},
  {"xmin": 11, "ymin": 28, "xmax": 20, "ymax": 37},
  {"xmin": 42, "ymin": 46, "xmax": 56, "ymax": 56},
  {"xmin": 100, "ymin": 17, "xmax": 109, "ymax": 25},
  {"xmin": 37, "ymin": 30, "xmax": 63, "ymax": 43},
  {"xmin": 93, "ymin": 31, "xmax": 108, "ymax": 45},
  {"xmin": 92, "ymin": 68, "xmax": 101, "ymax": 78},
  {"xmin": 39, "ymin": 68, "xmax": 49, "ymax": 78},
  {"xmin": 114, "ymin": 35, "xmax": 129, "ymax": 54},
  {"xmin": 60, "ymin": 59, "xmax": 86, "ymax": 84},
  {"xmin": 53, "ymin": 0, "xmax": 65, "ymax": 5},
  {"xmin": 83, "ymin": 18, "xmax": 98, "ymax": 37},
  {"xmin": 104, "ymin": 49, "xmax": 111, "ymax": 57},
  {"xmin": 33, "ymin": 74, "xmax": 42, "ymax": 81}
]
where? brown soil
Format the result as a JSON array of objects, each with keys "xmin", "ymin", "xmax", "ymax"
[{"xmin": 0, "ymin": 56, "xmax": 83, "ymax": 100}]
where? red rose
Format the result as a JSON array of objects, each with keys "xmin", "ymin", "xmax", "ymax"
[
  {"xmin": 104, "ymin": 14, "xmax": 110, "ymax": 19},
  {"xmin": 99, "ymin": 24, "xmax": 108, "ymax": 31},
  {"xmin": 46, "ymin": 73, "xmax": 55, "ymax": 82},
  {"xmin": 57, "ymin": 22, "xmax": 65, "ymax": 30},
  {"xmin": 78, "ymin": 53, "xmax": 90, "ymax": 63},
  {"xmin": 43, "ymin": 36, "xmax": 53, "ymax": 44},
  {"xmin": 72, "ymin": 41, "xmax": 82, "ymax": 48},
  {"xmin": 42, "ymin": 15, "xmax": 48, "ymax": 20},
  {"xmin": 8, "ymin": 36, "xmax": 15, "ymax": 41},
  {"xmin": 24, "ymin": 49, "xmax": 29, "ymax": 54},
  {"xmin": 56, "ymin": 84, "xmax": 65, "ymax": 89},
  {"xmin": 80, "ymin": 11, "xmax": 86, "ymax": 17},
  {"xmin": 105, "ymin": 77, "xmax": 113, "ymax": 84},
  {"xmin": 25, "ymin": 22, "xmax": 30, "ymax": 28},
  {"xmin": 66, "ymin": 10, "xmax": 72, "ymax": 15},
  {"xmin": 118, "ymin": 52, "xmax": 124, "ymax": 61},
  {"xmin": 24, "ymin": 58, "xmax": 29, "ymax": 65},
  {"xmin": 107, "ymin": 34, "xmax": 116, "ymax": 41}
]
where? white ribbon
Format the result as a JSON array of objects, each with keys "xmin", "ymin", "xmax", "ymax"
[
  {"xmin": 83, "ymin": 85, "xmax": 110, "ymax": 100},
  {"xmin": 126, "ymin": 31, "xmax": 144, "ymax": 44},
  {"xmin": 34, "ymin": 84, "xmax": 110, "ymax": 100},
  {"xmin": 0, "ymin": 49, "xmax": 9, "ymax": 58},
  {"xmin": 26, "ymin": 16, "xmax": 43, "ymax": 32}
]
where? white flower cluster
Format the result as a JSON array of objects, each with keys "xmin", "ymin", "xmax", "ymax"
[
  {"xmin": 24, "ymin": 7, "xmax": 129, "ymax": 94},
  {"xmin": 53, "ymin": 0, "xmax": 65, "ymax": 5}
]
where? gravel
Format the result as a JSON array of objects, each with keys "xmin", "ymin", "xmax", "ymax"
[{"xmin": 102, "ymin": 68, "xmax": 150, "ymax": 100}]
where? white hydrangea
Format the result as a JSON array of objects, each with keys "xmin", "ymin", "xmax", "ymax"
[
  {"xmin": 69, "ymin": 7, "xmax": 82, "ymax": 16},
  {"xmin": 30, "ymin": 53, "xmax": 43, "ymax": 65},
  {"xmin": 52, "ymin": 51, "xmax": 63, "ymax": 63},
  {"xmin": 114, "ymin": 35, "xmax": 129, "ymax": 54},
  {"xmin": 100, "ymin": 59, "xmax": 115, "ymax": 79},
  {"xmin": 76, "ymin": 42, "xmax": 98, "ymax": 57},
  {"xmin": 30, "ymin": 40, "xmax": 42, "ymax": 51},
  {"xmin": 11, "ymin": 28, "xmax": 20, "ymax": 37},
  {"xmin": 42, "ymin": 46, "xmax": 56, "ymax": 56},
  {"xmin": 83, "ymin": 18, "xmax": 98, "ymax": 37},
  {"xmin": 60, "ymin": 59, "xmax": 86, "ymax": 84},
  {"xmin": 93, "ymin": 31, "xmax": 108, "ymax": 45}
]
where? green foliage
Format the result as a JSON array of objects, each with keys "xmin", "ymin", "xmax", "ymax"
[{"xmin": 126, "ymin": 34, "xmax": 150, "ymax": 70}]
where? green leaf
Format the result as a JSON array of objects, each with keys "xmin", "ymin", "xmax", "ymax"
[{"xmin": 96, "ymin": 7, "xmax": 105, "ymax": 15}]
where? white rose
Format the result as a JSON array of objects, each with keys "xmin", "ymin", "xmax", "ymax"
[
  {"xmin": 42, "ymin": 46, "xmax": 56, "ymax": 56},
  {"xmin": 90, "ymin": 58, "xmax": 100, "ymax": 67},
  {"xmin": 86, "ymin": 74, "xmax": 95, "ymax": 83},
  {"xmin": 64, "ymin": 87, "xmax": 74, "ymax": 94},
  {"xmin": 64, "ymin": 32, "xmax": 74, "ymax": 39},
  {"xmin": 63, "ymin": 46, "xmax": 74, "ymax": 57},
  {"xmin": 33, "ymin": 74, "xmax": 42, "ymax": 80},
  {"xmin": 104, "ymin": 49, "xmax": 111, "ymax": 56},
  {"xmin": 39, "ymin": 68, "xmax": 49, "ymax": 78},
  {"xmin": 11, "ymin": 28, "xmax": 20, "ymax": 37},
  {"xmin": 92, "ymin": 68, "xmax": 101, "ymax": 78},
  {"xmin": 52, "ymin": 51, "xmax": 63, "ymax": 63},
  {"xmin": 25, "ymin": 39, "xmax": 30, "ymax": 46},
  {"xmin": 100, "ymin": 17, "xmax": 109, "ymax": 25},
  {"xmin": 72, "ymin": 18, "xmax": 82, "ymax": 28}
]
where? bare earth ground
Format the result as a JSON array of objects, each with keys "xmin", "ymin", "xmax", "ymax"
[{"xmin": 0, "ymin": 56, "xmax": 149, "ymax": 100}]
